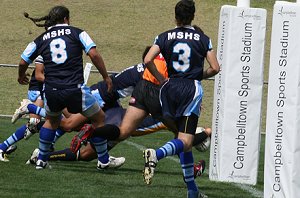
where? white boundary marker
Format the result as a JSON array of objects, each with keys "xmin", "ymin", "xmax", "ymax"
[
  {"xmin": 237, "ymin": 0, "xmax": 250, "ymax": 7},
  {"xmin": 124, "ymin": 139, "xmax": 263, "ymax": 198},
  {"xmin": 264, "ymin": 1, "xmax": 300, "ymax": 197},
  {"xmin": 210, "ymin": 5, "xmax": 266, "ymax": 185}
]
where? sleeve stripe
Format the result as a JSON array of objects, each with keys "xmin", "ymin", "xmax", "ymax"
[
  {"xmin": 79, "ymin": 31, "xmax": 96, "ymax": 54},
  {"xmin": 21, "ymin": 54, "xmax": 32, "ymax": 64},
  {"xmin": 208, "ymin": 39, "xmax": 213, "ymax": 50},
  {"xmin": 21, "ymin": 42, "xmax": 37, "ymax": 64}
]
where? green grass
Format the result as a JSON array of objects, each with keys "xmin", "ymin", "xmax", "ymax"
[
  {"xmin": 0, "ymin": 0, "xmax": 294, "ymax": 197},
  {"xmin": 0, "ymin": 117, "xmax": 264, "ymax": 198},
  {"xmin": 0, "ymin": 0, "xmax": 295, "ymax": 132},
  {"xmin": 0, "ymin": 0, "xmax": 291, "ymax": 123}
]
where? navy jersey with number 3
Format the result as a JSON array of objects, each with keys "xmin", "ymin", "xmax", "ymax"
[
  {"xmin": 21, "ymin": 24, "xmax": 96, "ymax": 87},
  {"xmin": 154, "ymin": 26, "xmax": 212, "ymax": 81}
]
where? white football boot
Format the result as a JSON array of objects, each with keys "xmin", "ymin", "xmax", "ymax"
[
  {"xmin": 36, "ymin": 159, "xmax": 52, "ymax": 170},
  {"xmin": 143, "ymin": 148, "xmax": 157, "ymax": 185},
  {"xmin": 24, "ymin": 118, "xmax": 40, "ymax": 140},
  {"xmin": 0, "ymin": 149, "xmax": 9, "ymax": 162},
  {"xmin": 97, "ymin": 156, "xmax": 126, "ymax": 170},
  {"xmin": 26, "ymin": 148, "xmax": 39, "ymax": 165},
  {"xmin": 11, "ymin": 99, "xmax": 31, "ymax": 124}
]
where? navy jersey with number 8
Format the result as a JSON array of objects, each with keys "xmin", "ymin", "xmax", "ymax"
[{"xmin": 21, "ymin": 24, "xmax": 96, "ymax": 88}]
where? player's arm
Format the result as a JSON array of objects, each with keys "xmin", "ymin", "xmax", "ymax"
[
  {"xmin": 19, "ymin": 41, "xmax": 38, "ymax": 85},
  {"xmin": 203, "ymin": 38, "xmax": 220, "ymax": 79},
  {"xmin": 87, "ymin": 47, "xmax": 113, "ymax": 92},
  {"xmin": 18, "ymin": 59, "xmax": 30, "ymax": 85},
  {"xmin": 203, "ymin": 50, "xmax": 219, "ymax": 79},
  {"xmin": 144, "ymin": 45, "xmax": 166, "ymax": 85}
]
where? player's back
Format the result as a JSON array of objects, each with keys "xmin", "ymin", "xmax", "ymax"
[
  {"xmin": 34, "ymin": 25, "xmax": 89, "ymax": 88},
  {"xmin": 156, "ymin": 26, "xmax": 211, "ymax": 81},
  {"xmin": 91, "ymin": 63, "xmax": 145, "ymax": 109}
]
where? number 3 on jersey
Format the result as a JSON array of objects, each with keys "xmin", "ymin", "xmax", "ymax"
[
  {"xmin": 50, "ymin": 38, "xmax": 67, "ymax": 64},
  {"xmin": 172, "ymin": 43, "xmax": 191, "ymax": 72}
]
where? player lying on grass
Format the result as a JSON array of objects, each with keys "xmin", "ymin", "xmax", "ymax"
[
  {"xmin": 0, "ymin": 59, "xmax": 144, "ymax": 165},
  {"xmin": 12, "ymin": 46, "xmax": 212, "ymax": 149},
  {"xmin": 2, "ymin": 44, "xmax": 148, "ymax": 166},
  {"xmin": 26, "ymin": 105, "xmax": 211, "ymax": 178},
  {"xmin": 1, "ymin": 51, "xmax": 140, "ymax": 163},
  {"xmin": 3, "ymin": 49, "xmax": 211, "ymax": 171},
  {"xmin": 0, "ymin": 55, "xmax": 85, "ymax": 161},
  {"xmin": 17, "ymin": 88, "xmax": 211, "ymax": 174}
]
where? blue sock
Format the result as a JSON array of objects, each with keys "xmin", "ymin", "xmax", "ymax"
[
  {"xmin": 91, "ymin": 136, "xmax": 109, "ymax": 164},
  {"xmin": 52, "ymin": 128, "xmax": 65, "ymax": 144},
  {"xmin": 27, "ymin": 104, "xmax": 46, "ymax": 117},
  {"xmin": 0, "ymin": 125, "xmax": 26, "ymax": 152},
  {"xmin": 38, "ymin": 127, "xmax": 56, "ymax": 161},
  {"xmin": 180, "ymin": 151, "xmax": 198, "ymax": 192},
  {"xmin": 156, "ymin": 139, "xmax": 184, "ymax": 161},
  {"xmin": 50, "ymin": 128, "xmax": 65, "ymax": 150}
]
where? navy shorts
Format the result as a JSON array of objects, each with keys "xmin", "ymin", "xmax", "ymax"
[
  {"xmin": 44, "ymin": 84, "xmax": 99, "ymax": 117},
  {"xmin": 159, "ymin": 78, "xmax": 203, "ymax": 134},
  {"xmin": 129, "ymin": 80, "xmax": 162, "ymax": 119}
]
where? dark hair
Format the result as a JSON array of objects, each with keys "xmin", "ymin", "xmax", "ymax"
[
  {"xmin": 142, "ymin": 46, "xmax": 152, "ymax": 61},
  {"xmin": 24, "ymin": 6, "xmax": 69, "ymax": 29},
  {"xmin": 175, "ymin": 0, "xmax": 195, "ymax": 25},
  {"xmin": 193, "ymin": 25, "xmax": 204, "ymax": 34}
]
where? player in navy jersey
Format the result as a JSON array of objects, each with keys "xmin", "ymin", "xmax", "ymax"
[
  {"xmin": 16, "ymin": 49, "xmax": 210, "ymax": 148},
  {"xmin": 142, "ymin": 1, "xmax": 220, "ymax": 197},
  {"xmin": 2, "ymin": 59, "xmax": 145, "ymax": 164},
  {"xmin": 18, "ymin": 6, "xmax": 113, "ymax": 170},
  {"xmin": 82, "ymin": 1, "xmax": 217, "ymax": 197},
  {"xmin": 14, "ymin": 47, "xmax": 210, "ymax": 178}
]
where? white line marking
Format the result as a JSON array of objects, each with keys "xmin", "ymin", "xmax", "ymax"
[{"xmin": 124, "ymin": 140, "xmax": 263, "ymax": 198}]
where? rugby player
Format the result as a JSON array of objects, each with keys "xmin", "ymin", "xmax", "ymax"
[
  {"xmin": 88, "ymin": 1, "xmax": 219, "ymax": 197},
  {"xmin": 18, "ymin": 6, "xmax": 113, "ymax": 169}
]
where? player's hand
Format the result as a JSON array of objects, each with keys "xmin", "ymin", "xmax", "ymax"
[
  {"xmin": 18, "ymin": 73, "xmax": 30, "ymax": 85},
  {"xmin": 104, "ymin": 76, "xmax": 113, "ymax": 93}
]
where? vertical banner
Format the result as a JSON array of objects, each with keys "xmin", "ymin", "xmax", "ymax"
[
  {"xmin": 209, "ymin": 5, "xmax": 266, "ymax": 185},
  {"xmin": 264, "ymin": 2, "xmax": 300, "ymax": 198}
]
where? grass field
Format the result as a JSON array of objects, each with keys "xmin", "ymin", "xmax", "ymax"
[
  {"xmin": 0, "ymin": 117, "xmax": 265, "ymax": 198},
  {"xmin": 0, "ymin": 0, "xmax": 295, "ymax": 197},
  {"xmin": 0, "ymin": 0, "xmax": 288, "ymax": 123}
]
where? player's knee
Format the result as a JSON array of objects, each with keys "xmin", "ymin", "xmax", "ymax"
[
  {"xmin": 118, "ymin": 133, "xmax": 128, "ymax": 141},
  {"xmin": 118, "ymin": 128, "xmax": 131, "ymax": 141},
  {"xmin": 178, "ymin": 136, "xmax": 193, "ymax": 151},
  {"xmin": 61, "ymin": 119, "xmax": 79, "ymax": 131}
]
